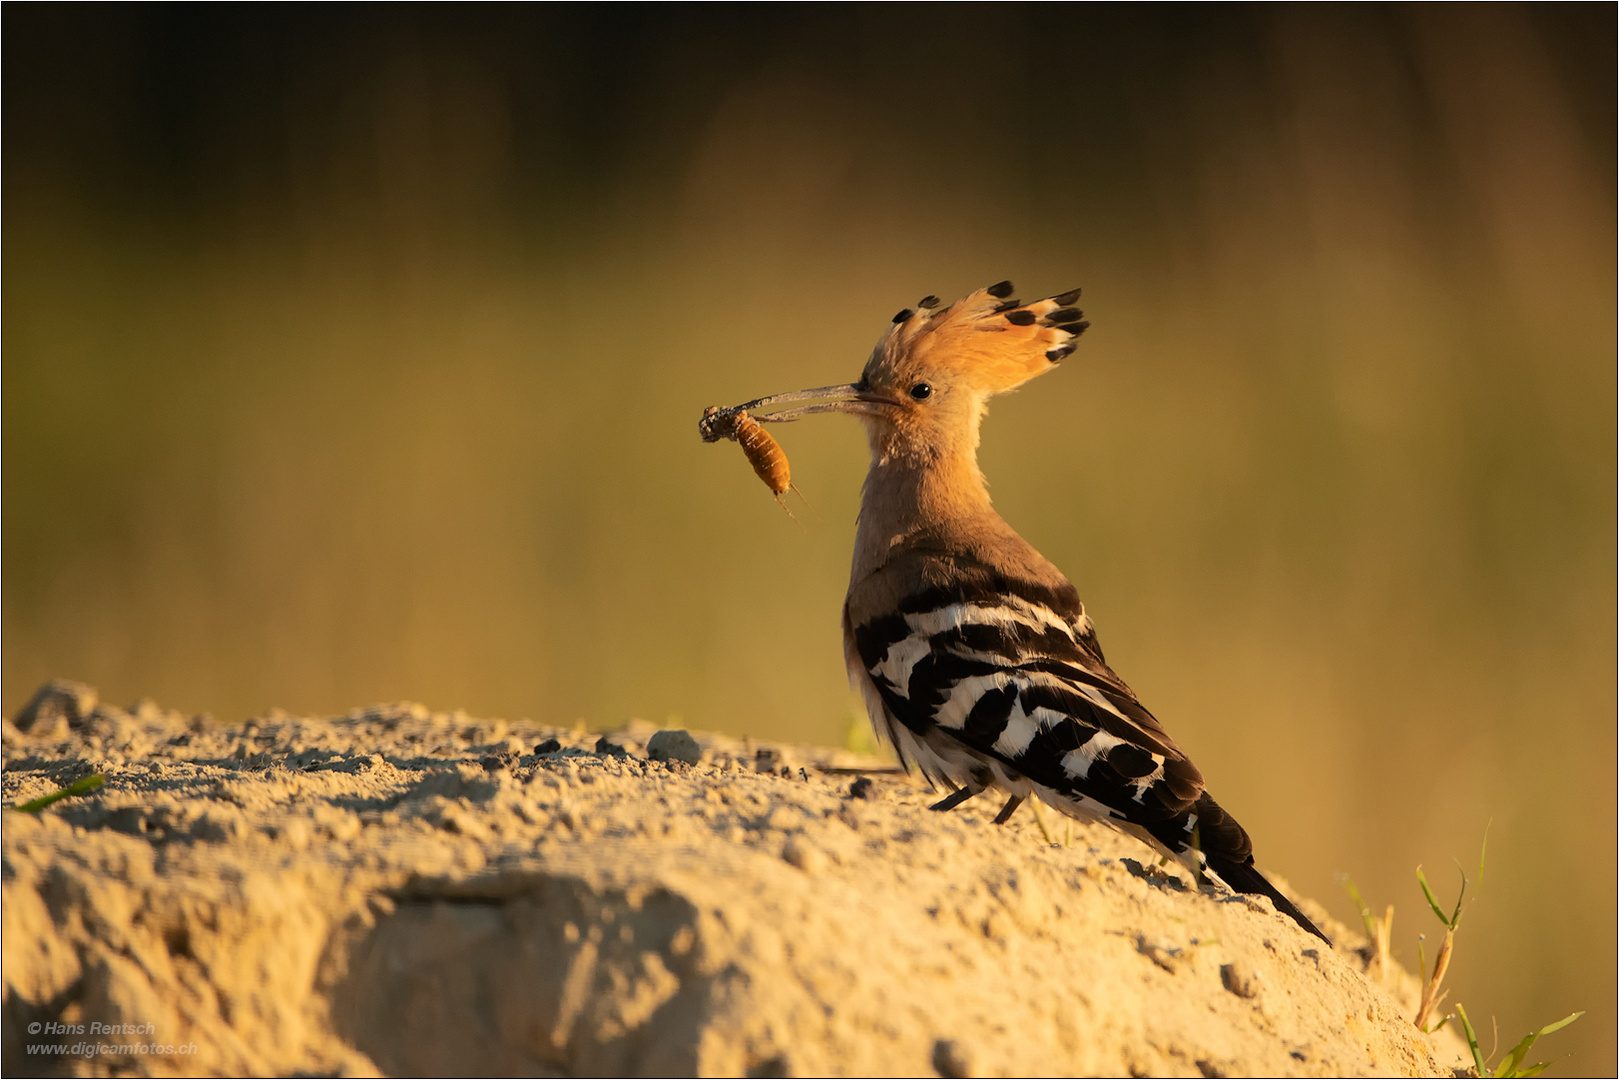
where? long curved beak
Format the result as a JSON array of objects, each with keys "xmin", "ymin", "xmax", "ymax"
[{"xmin": 700, "ymin": 382, "xmax": 898, "ymax": 442}]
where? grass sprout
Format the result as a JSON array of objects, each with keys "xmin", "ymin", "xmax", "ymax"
[
  {"xmin": 1345, "ymin": 826, "xmax": 1582, "ymax": 1075},
  {"xmin": 1414, "ymin": 824, "xmax": 1490, "ymax": 1031},
  {"xmin": 1413, "ymin": 861, "xmax": 1466, "ymax": 1030},
  {"xmin": 1457, "ymin": 1003, "xmax": 1583, "ymax": 1078},
  {"xmin": 1029, "ymin": 798, "xmax": 1056, "ymax": 845},
  {"xmin": 1343, "ymin": 875, "xmax": 1395, "ymax": 984},
  {"xmin": 11, "ymin": 773, "xmax": 104, "ymax": 813}
]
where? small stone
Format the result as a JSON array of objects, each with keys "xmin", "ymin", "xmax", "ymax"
[
  {"xmin": 534, "ymin": 738, "xmax": 562, "ymax": 755},
  {"xmin": 750, "ymin": 1054, "xmax": 790, "ymax": 1078},
  {"xmin": 480, "ymin": 753, "xmax": 514, "ymax": 772},
  {"xmin": 594, "ymin": 735, "xmax": 627, "ymax": 757},
  {"xmin": 932, "ymin": 1038, "xmax": 975, "ymax": 1078},
  {"xmin": 1220, "ymin": 960, "xmax": 1259, "ymax": 998},
  {"xmin": 646, "ymin": 729, "xmax": 701, "ymax": 765},
  {"xmin": 191, "ymin": 808, "xmax": 243, "ymax": 843},
  {"xmin": 12, "ymin": 680, "xmax": 98, "ymax": 733},
  {"xmin": 435, "ymin": 807, "xmax": 488, "ymax": 840},
  {"xmin": 1135, "ymin": 935, "xmax": 1181, "ymax": 974},
  {"xmin": 782, "ymin": 837, "xmax": 828, "ymax": 874},
  {"xmin": 849, "ymin": 776, "xmax": 875, "ymax": 800}
]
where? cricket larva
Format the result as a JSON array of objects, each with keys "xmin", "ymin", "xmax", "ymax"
[
  {"xmin": 733, "ymin": 412, "xmax": 790, "ymax": 497},
  {"xmin": 699, "ymin": 405, "xmax": 807, "ymax": 516}
]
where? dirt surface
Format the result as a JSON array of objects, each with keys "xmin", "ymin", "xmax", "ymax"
[{"xmin": 2, "ymin": 680, "xmax": 1470, "ymax": 1077}]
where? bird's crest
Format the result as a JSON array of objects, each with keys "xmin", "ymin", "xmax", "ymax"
[{"xmin": 865, "ymin": 281, "xmax": 1089, "ymax": 396}]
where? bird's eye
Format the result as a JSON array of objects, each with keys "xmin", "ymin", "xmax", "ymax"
[{"xmin": 909, "ymin": 383, "xmax": 933, "ymax": 400}]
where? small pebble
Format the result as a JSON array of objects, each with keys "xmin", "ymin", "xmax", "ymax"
[
  {"xmin": 646, "ymin": 729, "xmax": 702, "ymax": 765},
  {"xmin": 1135, "ymin": 936, "xmax": 1180, "ymax": 974},
  {"xmin": 850, "ymin": 776, "xmax": 875, "ymax": 800},
  {"xmin": 594, "ymin": 736, "xmax": 627, "ymax": 757},
  {"xmin": 1220, "ymin": 960, "xmax": 1259, "ymax": 999},
  {"xmin": 534, "ymin": 738, "xmax": 561, "ymax": 755},
  {"xmin": 782, "ymin": 836, "xmax": 828, "ymax": 874},
  {"xmin": 932, "ymin": 1038, "xmax": 975, "ymax": 1078}
]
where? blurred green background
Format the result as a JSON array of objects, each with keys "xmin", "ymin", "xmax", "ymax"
[{"xmin": 4, "ymin": 4, "xmax": 1613, "ymax": 1071}]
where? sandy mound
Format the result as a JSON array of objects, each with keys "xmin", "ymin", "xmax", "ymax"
[{"xmin": 2, "ymin": 681, "xmax": 1469, "ymax": 1077}]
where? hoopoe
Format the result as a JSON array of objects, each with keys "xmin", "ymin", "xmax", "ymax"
[{"xmin": 705, "ymin": 281, "xmax": 1326, "ymax": 941}]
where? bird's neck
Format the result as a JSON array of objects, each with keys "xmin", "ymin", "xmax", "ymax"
[{"xmin": 852, "ymin": 445, "xmax": 997, "ymax": 584}]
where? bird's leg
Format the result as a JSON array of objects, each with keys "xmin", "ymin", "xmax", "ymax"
[
  {"xmin": 927, "ymin": 786, "xmax": 981, "ymax": 813},
  {"xmin": 991, "ymin": 794, "xmax": 1024, "ymax": 825}
]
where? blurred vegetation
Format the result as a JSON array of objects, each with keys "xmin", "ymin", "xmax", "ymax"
[{"xmin": 3, "ymin": 5, "xmax": 1612, "ymax": 1071}]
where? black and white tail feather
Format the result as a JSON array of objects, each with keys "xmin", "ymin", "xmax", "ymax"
[{"xmin": 843, "ymin": 556, "xmax": 1327, "ymax": 942}]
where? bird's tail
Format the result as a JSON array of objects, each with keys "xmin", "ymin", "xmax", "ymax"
[
  {"xmin": 1170, "ymin": 791, "xmax": 1329, "ymax": 943},
  {"xmin": 1205, "ymin": 853, "xmax": 1329, "ymax": 943}
]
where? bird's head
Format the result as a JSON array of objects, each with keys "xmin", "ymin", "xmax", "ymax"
[{"xmin": 721, "ymin": 282, "xmax": 1087, "ymax": 465}]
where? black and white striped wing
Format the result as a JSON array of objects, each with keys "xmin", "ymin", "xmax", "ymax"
[{"xmin": 850, "ymin": 578, "xmax": 1206, "ymax": 830}]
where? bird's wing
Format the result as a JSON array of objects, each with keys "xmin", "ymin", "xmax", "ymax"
[{"xmin": 848, "ymin": 571, "xmax": 1206, "ymax": 825}]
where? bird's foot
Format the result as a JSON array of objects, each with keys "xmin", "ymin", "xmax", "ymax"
[
  {"xmin": 991, "ymin": 794, "xmax": 1024, "ymax": 825},
  {"xmin": 928, "ymin": 786, "xmax": 981, "ymax": 813}
]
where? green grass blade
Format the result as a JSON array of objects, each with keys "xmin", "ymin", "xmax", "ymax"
[
  {"xmin": 12, "ymin": 774, "xmax": 104, "ymax": 813},
  {"xmin": 1449, "ymin": 864, "xmax": 1468, "ymax": 927},
  {"xmin": 1496, "ymin": 1031, "xmax": 1536, "ymax": 1076},
  {"xmin": 1533, "ymin": 1011, "xmax": 1583, "ymax": 1037},
  {"xmin": 1417, "ymin": 866, "xmax": 1451, "ymax": 926},
  {"xmin": 1456, "ymin": 1004, "xmax": 1487, "ymax": 1079},
  {"xmin": 1495, "ymin": 1014, "xmax": 1582, "ymax": 1078},
  {"xmin": 1343, "ymin": 877, "xmax": 1377, "ymax": 936},
  {"xmin": 1344, "ymin": 876, "xmax": 1366, "ymax": 913}
]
